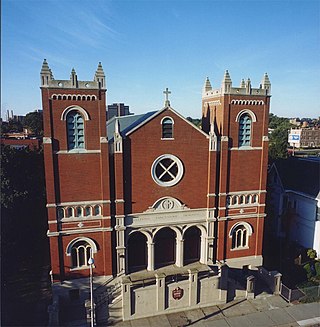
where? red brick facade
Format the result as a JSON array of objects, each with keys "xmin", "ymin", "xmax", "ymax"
[{"xmin": 41, "ymin": 61, "xmax": 271, "ymax": 282}]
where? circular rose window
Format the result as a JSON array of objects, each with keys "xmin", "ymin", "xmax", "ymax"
[{"xmin": 151, "ymin": 154, "xmax": 184, "ymax": 187}]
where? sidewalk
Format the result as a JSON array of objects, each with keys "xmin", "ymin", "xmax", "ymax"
[{"xmin": 115, "ymin": 295, "xmax": 320, "ymax": 327}]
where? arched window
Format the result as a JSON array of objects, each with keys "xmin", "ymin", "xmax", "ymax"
[
  {"xmin": 230, "ymin": 223, "xmax": 253, "ymax": 250},
  {"xmin": 76, "ymin": 206, "xmax": 82, "ymax": 217},
  {"xmin": 94, "ymin": 205, "xmax": 101, "ymax": 216},
  {"xmin": 162, "ymin": 117, "xmax": 173, "ymax": 139},
  {"xmin": 67, "ymin": 207, "xmax": 73, "ymax": 218},
  {"xmin": 238, "ymin": 114, "xmax": 252, "ymax": 147},
  {"xmin": 70, "ymin": 240, "xmax": 92, "ymax": 268},
  {"xmin": 67, "ymin": 111, "xmax": 85, "ymax": 150},
  {"xmin": 85, "ymin": 206, "xmax": 91, "ymax": 217}
]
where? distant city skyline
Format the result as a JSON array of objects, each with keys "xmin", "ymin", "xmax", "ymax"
[{"xmin": 2, "ymin": 0, "xmax": 320, "ymax": 119}]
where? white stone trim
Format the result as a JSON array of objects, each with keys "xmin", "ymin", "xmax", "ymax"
[
  {"xmin": 229, "ymin": 147, "xmax": 263, "ymax": 151},
  {"xmin": 151, "ymin": 154, "xmax": 184, "ymax": 187},
  {"xmin": 160, "ymin": 116, "xmax": 175, "ymax": 125},
  {"xmin": 235, "ymin": 109, "xmax": 257, "ymax": 122},
  {"xmin": 54, "ymin": 149, "xmax": 101, "ymax": 154},
  {"xmin": 221, "ymin": 136, "xmax": 229, "ymax": 142},
  {"xmin": 46, "ymin": 200, "xmax": 110, "ymax": 208},
  {"xmin": 60, "ymin": 105, "xmax": 90, "ymax": 121},
  {"xmin": 262, "ymin": 136, "xmax": 269, "ymax": 141},
  {"xmin": 100, "ymin": 137, "xmax": 108, "ymax": 143},
  {"xmin": 43, "ymin": 137, "xmax": 52, "ymax": 144},
  {"xmin": 229, "ymin": 221, "xmax": 253, "ymax": 237},
  {"xmin": 231, "ymin": 100, "xmax": 264, "ymax": 106},
  {"xmin": 47, "ymin": 227, "xmax": 113, "ymax": 237},
  {"xmin": 66, "ymin": 236, "xmax": 98, "ymax": 256}
]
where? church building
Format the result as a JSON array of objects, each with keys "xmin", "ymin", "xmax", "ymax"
[{"xmin": 40, "ymin": 60, "xmax": 271, "ymax": 322}]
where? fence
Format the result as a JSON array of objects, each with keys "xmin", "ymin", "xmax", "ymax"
[{"xmin": 280, "ymin": 283, "xmax": 320, "ymax": 303}]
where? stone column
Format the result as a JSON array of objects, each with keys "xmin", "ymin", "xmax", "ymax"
[
  {"xmin": 188, "ymin": 269, "xmax": 198, "ymax": 306},
  {"xmin": 147, "ymin": 241, "xmax": 154, "ymax": 271},
  {"xmin": 176, "ymin": 238, "xmax": 184, "ymax": 267},
  {"xmin": 246, "ymin": 275, "xmax": 255, "ymax": 299},
  {"xmin": 155, "ymin": 273, "xmax": 166, "ymax": 312},
  {"xmin": 200, "ymin": 235, "xmax": 207, "ymax": 264},
  {"xmin": 122, "ymin": 277, "xmax": 131, "ymax": 320},
  {"xmin": 273, "ymin": 272, "xmax": 282, "ymax": 295}
]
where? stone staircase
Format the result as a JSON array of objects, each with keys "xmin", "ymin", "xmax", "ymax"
[{"xmin": 95, "ymin": 276, "xmax": 123, "ymax": 325}]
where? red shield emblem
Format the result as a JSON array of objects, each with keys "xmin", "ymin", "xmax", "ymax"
[{"xmin": 172, "ymin": 287, "xmax": 184, "ymax": 300}]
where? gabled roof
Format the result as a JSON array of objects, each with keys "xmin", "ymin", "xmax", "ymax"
[
  {"xmin": 107, "ymin": 111, "xmax": 157, "ymax": 141},
  {"xmin": 273, "ymin": 157, "xmax": 320, "ymax": 198},
  {"xmin": 125, "ymin": 106, "xmax": 209, "ymax": 138},
  {"xmin": 107, "ymin": 106, "xmax": 209, "ymax": 141}
]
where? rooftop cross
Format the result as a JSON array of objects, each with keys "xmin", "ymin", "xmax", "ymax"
[{"xmin": 163, "ymin": 87, "xmax": 171, "ymax": 107}]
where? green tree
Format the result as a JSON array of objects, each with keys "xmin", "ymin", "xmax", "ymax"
[
  {"xmin": 23, "ymin": 111, "xmax": 43, "ymax": 136},
  {"xmin": 186, "ymin": 116, "xmax": 201, "ymax": 128},
  {"xmin": 268, "ymin": 113, "xmax": 293, "ymax": 161}
]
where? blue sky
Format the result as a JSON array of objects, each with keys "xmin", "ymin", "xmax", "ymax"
[{"xmin": 2, "ymin": 0, "xmax": 319, "ymax": 119}]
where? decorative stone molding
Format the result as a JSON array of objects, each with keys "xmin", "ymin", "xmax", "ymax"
[
  {"xmin": 100, "ymin": 137, "xmax": 108, "ymax": 143},
  {"xmin": 51, "ymin": 94, "xmax": 97, "ymax": 101},
  {"xmin": 221, "ymin": 136, "xmax": 229, "ymax": 142},
  {"xmin": 146, "ymin": 197, "xmax": 189, "ymax": 212},
  {"xmin": 231, "ymin": 99, "xmax": 264, "ymax": 106},
  {"xmin": 262, "ymin": 136, "xmax": 269, "ymax": 141},
  {"xmin": 43, "ymin": 137, "xmax": 52, "ymax": 144}
]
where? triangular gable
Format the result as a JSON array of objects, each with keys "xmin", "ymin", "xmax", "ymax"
[{"xmin": 125, "ymin": 106, "xmax": 209, "ymax": 138}]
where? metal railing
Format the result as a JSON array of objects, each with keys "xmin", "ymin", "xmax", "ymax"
[{"xmin": 280, "ymin": 283, "xmax": 320, "ymax": 303}]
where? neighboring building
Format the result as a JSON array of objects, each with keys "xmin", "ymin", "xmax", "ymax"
[
  {"xmin": 289, "ymin": 118, "xmax": 301, "ymax": 127},
  {"xmin": 107, "ymin": 103, "xmax": 132, "ymax": 120},
  {"xmin": 0, "ymin": 138, "xmax": 41, "ymax": 150},
  {"xmin": 288, "ymin": 128, "xmax": 320, "ymax": 148},
  {"xmin": 40, "ymin": 60, "xmax": 271, "ymax": 321},
  {"xmin": 5, "ymin": 109, "xmax": 25, "ymax": 122},
  {"xmin": 267, "ymin": 157, "xmax": 320, "ymax": 258}
]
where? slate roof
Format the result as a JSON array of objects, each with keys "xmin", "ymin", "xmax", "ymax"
[
  {"xmin": 107, "ymin": 111, "xmax": 158, "ymax": 141},
  {"xmin": 274, "ymin": 157, "xmax": 320, "ymax": 198}
]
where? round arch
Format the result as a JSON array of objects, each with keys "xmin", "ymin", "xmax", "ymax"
[
  {"xmin": 61, "ymin": 105, "xmax": 90, "ymax": 121},
  {"xmin": 127, "ymin": 231, "xmax": 148, "ymax": 272},
  {"xmin": 154, "ymin": 227, "xmax": 177, "ymax": 268},
  {"xmin": 235, "ymin": 109, "xmax": 257, "ymax": 123},
  {"xmin": 229, "ymin": 221, "xmax": 253, "ymax": 238},
  {"xmin": 66, "ymin": 237, "xmax": 98, "ymax": 256}
]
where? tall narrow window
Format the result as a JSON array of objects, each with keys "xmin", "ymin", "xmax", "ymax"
[
  {"xmin": 238, "ymin": 114, "xmax": 252, "ymax": 147},
  {"xmin": 162, "ymin": 117, "xmax": 173, "ymax": 139},
  {"xmin": 232, "ymin": 225, "xmax": 249, "ymax": 249},
  {"xmin": 67, "ymin": 111, "xmax": 85, "ymax": 149}
]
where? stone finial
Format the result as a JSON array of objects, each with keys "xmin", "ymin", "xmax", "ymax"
[
  {"xmin": 115, "ymin": 118, "xmax": 120, "ymax": 135},
  {"xmin": 40, "ymin": 59, "xmax": 53, "ymax": 86},
  {"xmin": 203, "ymin": 77, "xmax": 212, "ymax": 93},
  {"xmin": 70, "ymin": 68, "xmax": 78, "ymax": 88},
  {"xmin": 223, "ymin": 70, "xmax": 232, "ymax": 83},
  {"xmin": 240, "ymin": 79, "xmax": 246, "ymax": 88},
  {"xmin": 94, "ymin": 62, "xmax": 106, "ymax": 89},
  {"xmin": 222, "ymin": 70, "xmax": 232, "ymax": 93},
  {"xmin": 246, "ymin": 78, "xmax": 251, "ymax": 94},
  {"xmin": 261, "ymin": 72, "xmax": 271, "ymax": 94}
]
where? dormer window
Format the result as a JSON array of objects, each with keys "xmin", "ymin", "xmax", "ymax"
[{"xmin": 161, "ymin": 117, "xmax": 174, "ymax": 139}]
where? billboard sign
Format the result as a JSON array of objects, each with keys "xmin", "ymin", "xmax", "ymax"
[{"xmin": 288, "ymin": 134, "xmax": 300, "ymax": 144}]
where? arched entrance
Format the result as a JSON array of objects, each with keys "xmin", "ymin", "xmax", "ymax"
[
  {"xmin": 154, "ymin": 227, "xmax": 176, "ymax": 268},
  {"xmin": 183, "ymin": 226, "xmax": 201, "ymax": 265},
  {"xmin": 128, "ymin": 232, "xmax": 147, "ymax": 272}
]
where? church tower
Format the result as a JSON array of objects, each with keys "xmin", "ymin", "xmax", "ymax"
[
  {"xmin": 202, "ymin": 71, "xmax": 271, "ymax": 268},
  {"xmin": 41, "ymin": 60, "xmax": 112, "ymax": 281}
]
